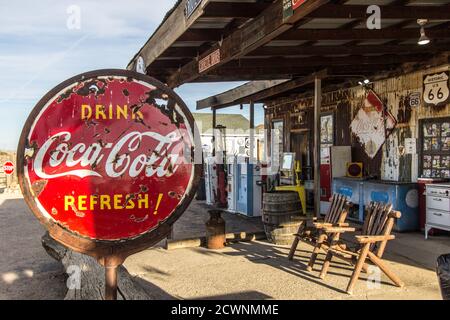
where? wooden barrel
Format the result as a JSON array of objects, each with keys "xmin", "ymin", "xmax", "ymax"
[{"xmin": 262, "ymin": 191, "xmax": 302, "ymax": 245}]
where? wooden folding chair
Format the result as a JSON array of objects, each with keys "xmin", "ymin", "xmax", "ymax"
[
  {"xmin": 288, "ymin": 193, "xmax": 351, "ymax": 269},
  {"xmin": 318, "ymin": 202, "xmax": 404, "ymax": 294}
]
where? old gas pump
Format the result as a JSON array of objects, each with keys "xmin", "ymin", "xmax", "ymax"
[{"xmin": 213, "ymin": 125, "xmax": 228, "ymax": 208}]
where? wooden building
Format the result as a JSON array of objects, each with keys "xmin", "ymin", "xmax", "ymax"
[{"xmin": 129, "ymin": 0, "xmax": 450, "ymax": 224}]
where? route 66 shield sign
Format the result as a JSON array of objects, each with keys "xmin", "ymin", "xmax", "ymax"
[{"xmin": 423, "ymin": 71, "xmax": 450, "ymax": 108}]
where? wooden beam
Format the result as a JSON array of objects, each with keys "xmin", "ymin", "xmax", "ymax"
[
  {"xmin": 166, "ymin": 0, "xmax": 330, "ymax": 87},
  {"xmin": 278, "ymin": 27, "xmax": 450, "ymax": 41},
  {"xmin": 202, "ymin": 2, "xmax": 269, "ymax": 18},
  {"xmin": 228, "ymin": 54, "xmax": 431, "ymax": 68},
  {"xmin": 177, "ymin": 29, "xmax": 223, "ymax": 42},
  {"xmin": 247, "ymin": 43, "xmax": 450, "ymax": 57},
  {"xmin": 240, "ymin": 70, "xmax": 328, "ymax": 103},
  {"xmin": 193, "ymin": 63, "xmax": 400, "ymax": 79},
  {"xmin": 308, "ymin": 4, "xmax": 450, "ymax": 20},
  {"xmin": 127, "ymin": 0, "xmax": 211, "ymax": 70},
  {"xmin": 197, "ymin": 79, "xmax": 290, "ymax": 110}
]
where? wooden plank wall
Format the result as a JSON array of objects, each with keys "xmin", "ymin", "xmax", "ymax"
[{"xmin": 265, "ymin": 64, "xmax": 450, "ymax": 182}]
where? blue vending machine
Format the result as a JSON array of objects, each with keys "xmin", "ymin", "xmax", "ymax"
[
  {"xmin": 363, "ymin": 181, "xmax": 419, "ymax": 232},
  {"xmin": 332, "ymin": 177, "xmax": 366, "ymax": 222},
  {"xmin": 236, "ymin": 157, "xmax": 262, "ymax": 217}
]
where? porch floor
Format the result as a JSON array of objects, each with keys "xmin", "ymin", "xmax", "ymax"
[{"xmin": 125, "ymin": 200, "xmax": 450, "ymax": 300}]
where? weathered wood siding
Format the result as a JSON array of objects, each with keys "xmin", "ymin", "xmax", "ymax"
[{"xmin": 265, "ymin": 64, "xmax": 450, "ymax": 182}]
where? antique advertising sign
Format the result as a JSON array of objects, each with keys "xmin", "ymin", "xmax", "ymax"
[
  {"xmin": 18, "ymin": 70, "xmax": 200, "ymax": 248},
  {"xmin": 350, "ymin": 90, "xmax": 397, "ymax": 159},
  {"xmin": 423, "ymin": 71, "xmax": 450, "ymax": 108}
]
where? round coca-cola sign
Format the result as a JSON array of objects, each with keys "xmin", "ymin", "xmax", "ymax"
[{"xmin": 18, "ymin": 70, "xmax": 200, "ymax": 243}]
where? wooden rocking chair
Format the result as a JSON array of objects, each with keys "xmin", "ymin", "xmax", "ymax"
[
  {"xmin": 318, "ymin": 202, "xmax": 405, "ymax": 294},
  {"xmin": 288, "ymin": 193, "xmax": 351, "ymax": 271}
]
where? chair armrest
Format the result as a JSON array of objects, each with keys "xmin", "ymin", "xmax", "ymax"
[
  {"xmin": 313, "ymin": 222, "xmax": 350, "ymax": 229},
  {"xmin": 355, "ymin": 235, "xmax": 395, "ymax": 244},
  {"xmin": 322, "ymin": 226, "xmax": 356, "ymax": 233}
]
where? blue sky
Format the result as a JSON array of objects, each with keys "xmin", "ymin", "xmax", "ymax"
[{"xmin": 0, "ymin": 0, "xmax": 264, "ymax": 151}]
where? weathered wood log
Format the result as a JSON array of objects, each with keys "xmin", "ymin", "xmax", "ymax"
[{"xmin": 41, "ymin": 232, "xmax": 152, "ymax": 300}]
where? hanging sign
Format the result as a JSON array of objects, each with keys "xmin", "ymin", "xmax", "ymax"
[
  {"xmin": 198, "ymin": 49, "xmax": 220, "ymax": 73},
  {"xmin": 18, "ymin": 70, "xmax": 200, "ymax": 253},
  {"xmin": 185, "ymin": 0, "xmax": 203, "ymax": 18},
  {"xmin": 350, "ymin": 90, "xmax": 397, "ymax": 159},
  {"xmin": 292, "ymin": 0, "xmax": 307, "ymax": 10},
  {"xmin": 135, "ymin": 56, "xmax": 146, "ymax": 74},
  {"xmin": 283, "ymin": 0, "xmax": 307, "ymax": 20},
  {"xmin": 423, "ymin": 71, "xmax": 450, "ymax": 108}
]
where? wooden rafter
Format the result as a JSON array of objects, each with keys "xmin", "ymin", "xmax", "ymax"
[{"xmin": 166, "ymin": 0, "xmax": 331, "ymax": 87}]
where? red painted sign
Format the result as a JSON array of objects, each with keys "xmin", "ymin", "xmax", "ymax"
[
  {"xmin": 20, "ymin": 71, "xmax": 197, "ymax": 241},
  {"xmin": 198, "ymin": 49, "xmax": 221, "ymax": 73},
  {"xmin": 292, "ymin": 0, "xmax": 306, "ymax": 10},
  {"xmin": 3, "ymin": 161, "xmax": 14, "ymax": 175}
]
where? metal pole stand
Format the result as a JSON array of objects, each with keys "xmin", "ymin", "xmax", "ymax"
[
  {"xmin": 101, "ymin": 255, "xmax": 125, "ymax": 300},
  {"xmin": 105, "ymin": 264, "xmax": 119, "ymax": 300}
]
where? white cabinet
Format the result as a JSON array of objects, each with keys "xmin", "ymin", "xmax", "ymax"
[{"xmin": 425, "ymin": 184, "xmax": 450, "ymax": 239}]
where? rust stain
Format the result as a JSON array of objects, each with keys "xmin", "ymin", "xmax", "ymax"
[
  {"xmin": 32, "ymin": 180, "xmax": 48, "ymax": 197},
  {"xmin": 130, "ymin": 214, "xmax": 149, "ymax": 223},
  {"xmin": 51, "ymin": 208, "xmax": 58, "ymax": 216},
  {"xmin": 70, "ymin": 204, "xmax": 85, "ymax": 218}
]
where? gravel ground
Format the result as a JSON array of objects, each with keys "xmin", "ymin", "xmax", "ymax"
[
  {"xmin": 1, "ymin": 193, "xmax": 449, "ymax": 300},
  {"xmin": 0, "ymin": 193, "xmax": 66, "ymax": 300}
]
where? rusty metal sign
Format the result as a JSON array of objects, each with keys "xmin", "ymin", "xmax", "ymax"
[
  {"xmin": 350, "ymin": 90, "xmax": 396, "ymax": 159},
  {"xmin": 198, "ymin": 49, "xmax": 221, "ymax": 73},
  {"xmin": 18, "ymin": 70, "xmax": 201, "ymax": 259}
]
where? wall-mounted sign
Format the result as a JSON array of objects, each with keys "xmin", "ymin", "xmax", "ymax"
[
  {"xmin": 18, "ymin": 69, "xmax": 200, "ymax": 248},
  {"xmin": 198, "ymin": 49, "xmax": 220, "ymax": 73},
  {"xmin": 409, "ymin": 92, "xmax": 421, "ymax": 108},
  {"xmin": 283, "ymin": 0, "xmax": 294, "ymax": 20},
  {"xmin": 292, "ymin": 0, "xmax": 307, "ymax": 10},
  {"xmin": 283, "ymin": 0, "xmax": 307, "ymax": 20},
  {"xmin": 423, "ymin": 71, "xmax": 450, "ymax": 108},
  {"xmin": 350, "ymin": 90, "xmax": 397, "ymax": 159},
  {"xmin": 405, "ymin": 138, "xmax": 417, "ymax": 155},
  {"xmin": 185, "ymin": 0, "xmax": 202, "ymax": 18}
]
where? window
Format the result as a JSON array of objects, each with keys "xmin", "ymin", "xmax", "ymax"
[{"xmin": 420, "ymin": 118, "xmax": 450, "ymax": 178}]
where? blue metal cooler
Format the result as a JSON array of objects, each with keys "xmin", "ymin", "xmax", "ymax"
[
  {"xmin": 332, "ymin": 177, "xmax": 365, "ymax": 222},
  {"xmin": 363, "ymin": 181, "xmax": 419, "ymax": 232}
]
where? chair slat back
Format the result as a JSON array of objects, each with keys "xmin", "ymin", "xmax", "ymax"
[
  {"xmin": 363, "ymin": 202, "xmax": 392, "ymax": 235},
  {"xmin": 362, "ymin": 201, "xmax": 400, "ymax": 254},
  {"xmin": 324, "ymin": 194, "xmax": 348, "ymax": 224}
]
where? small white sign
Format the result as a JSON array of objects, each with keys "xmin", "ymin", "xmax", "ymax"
[
  {"xmin": 409, "ymin": 92, "xmax": 421, "ymax": 108},
  {"xmin": 405, "ymin": 138, "xmax": 416, "ymax": 154}
]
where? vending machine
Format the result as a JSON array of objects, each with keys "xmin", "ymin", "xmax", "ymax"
[
  {"xmin": 320, "ymin": 146, "xmax": 352, "ymax": 214},
  {"xmin": 236, "ymin": 157, "xmax": 263, "ymax": 217}
]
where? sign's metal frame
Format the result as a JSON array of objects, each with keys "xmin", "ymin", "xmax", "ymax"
[{"xmin": 17, "ymin": 69, "xmax": 201, "ymax": 299}]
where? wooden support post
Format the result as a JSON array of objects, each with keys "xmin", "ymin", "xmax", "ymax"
[
  {"xmin": 212, "ymin": 108, "xmax": 217, "ymax": 157},
  {"xmin": 313, "ymin": 77, "xmax": 322, "ymax": 218},
  {"xmin": 250, "ymin": 102, "xmax": 255, "ymax": 163}
]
